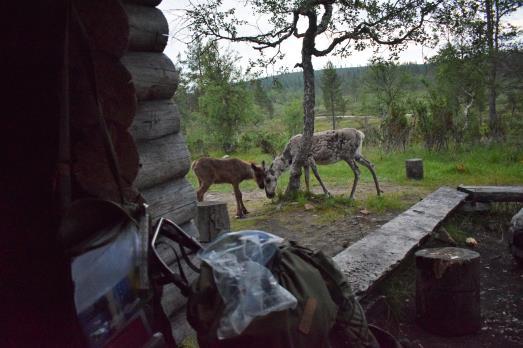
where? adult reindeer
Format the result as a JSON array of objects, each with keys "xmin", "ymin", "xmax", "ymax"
[
  {"xmin": 263, "ymin": 128, "xmax": 382, "ymax": 199},
  {"xmin": 192, "ymin": 157, "xmax": 266, "ymax": 218}
]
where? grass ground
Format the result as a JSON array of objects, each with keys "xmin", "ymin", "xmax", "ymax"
[{"xmin": 187, "ymin": 143, "xmax": 523, "ymax": 197}]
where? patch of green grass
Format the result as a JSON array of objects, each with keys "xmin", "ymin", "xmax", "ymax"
[
  {"xmin": 375, "ymin": 255, "xmax": 416, "ymax": 320},
  {"xmin": 187, "ymin": 143, "xmax": 523, "ymax": 202},
  {"xmin": 442, "ymin": 221, "xmax": 470, "ymax": 245},
  {"xmin": 231, "ymin": 215, "xmax": 267, "ymax": 231},
  {"xmin": 357, "ymin": 194, "xmax": 409, "ymax": 213}
]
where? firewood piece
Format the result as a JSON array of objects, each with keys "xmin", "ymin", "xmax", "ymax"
[
  {"xmin": 124, "ymin": 4, "xmax": 168, "ymax": 52},
  {"xmin": 415, "ymin": 247, "xmax": 481, "ymax": 336},
  {"xmin": 73, "ymin": 123, "xmax": 139, "ymax": 202},
  {"xmin": 406, "ymin": 158, "xmax": 424, "ymax": 180},
  {"xmin": 123, "ymin": 0, "xmax": 163, "ymax": 6},
  {"xmin": 130, "ymin": 100, "xmax": 181, "ymax": 141},
  {"xmin": 196, "ymin": 201, "xmax": 230, "ymax": 242},
  {"xmin": 141, "ymin": 178, "xmax": 197, "ymax": 225},
  {"xmin": 70, "ymin": 51, "xmax": 136, "ymax": 129},
  {"xmin": 74, "ymin": 0, "xmax": 129, "ymax": 57},
  {"xmin": 135, "ymin": 132, "xmax": 191, "ymax": 190},
  {"xmin": 121, "ymin": 52, "xmax": 179, "ymax": 101}
]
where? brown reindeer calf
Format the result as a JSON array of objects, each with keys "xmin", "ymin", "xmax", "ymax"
[{"xmin": 192, "ymin": 157, "xmax": 266, "ymax": 218}]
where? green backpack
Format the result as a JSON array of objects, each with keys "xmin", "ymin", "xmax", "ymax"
[{"xmin": 187, "ymin": 241, "xmax": 379, "ymax": 348}]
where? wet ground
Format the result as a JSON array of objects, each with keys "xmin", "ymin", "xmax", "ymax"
[
  {"xmin": 364, "ymin": 207, "xmax": 523, "ymax": 348},
  {"xmin": 200, "ymin": 185, "xmax": 523, "ymax": 348}
]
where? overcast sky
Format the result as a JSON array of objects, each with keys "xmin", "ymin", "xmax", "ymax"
[{"xmin": 158, "ymin": 0, "xmax": 523, "ymax": 77}]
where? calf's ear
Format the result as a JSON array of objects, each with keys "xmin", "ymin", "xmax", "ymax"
[
  {"xmin": 251, "ymin": 163, "xmax": 259, "ymax": 171},
  {"xmin": 261, "ymin": 160, "xmax": 266, "ymax": 169}
]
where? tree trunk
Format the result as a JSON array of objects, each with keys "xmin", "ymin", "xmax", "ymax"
[
  {"xmin": 196, "ymin": 201, "xmax": 230, "ymax": 242},
  {"xmin": 415, "ymin": 247, "xmax": 481, "ymax": 336},
  {"xmin": 485, "ymin": 0, "xmax": 499, "ymax": 140},
  {"xmin": 285, "ymin": 12, "xmax": 317, "ymax": 196},
  {"xmin": 331, "ymin": 95, "xmax": 335, "ymax": 130},
  {"xmin": 405, "ymin": 158, "xmax": 424, "ymax": 180}
]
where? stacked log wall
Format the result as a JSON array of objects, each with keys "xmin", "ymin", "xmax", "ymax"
[{"xmin": 122, "ymin": 0, "xmax": 198, "ymax": 342}]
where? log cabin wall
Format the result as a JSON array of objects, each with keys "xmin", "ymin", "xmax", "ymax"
[
  {"xmin": 121, "ymin": 0, "xmax": 198, "ymax": 342},
  {"xmin": 70, "ymin": 0, "xmax": 198, "ymax": 342}
]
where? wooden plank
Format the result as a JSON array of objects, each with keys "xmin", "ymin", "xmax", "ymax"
[
  {"xmin": 458, "ymin": 185, "xmax": 523, "ymax": 202},
  {"xmin": 333, "ymin": 187, "xmax": 468, "ymax": 297},
  {"xmin": 135, "ymin": 132, "xmax": 191, "ymax": 189},
  {"xmin": 124, "ymin": 4, "xmax": 169, "ymax": 52},
  {"xmin": 130, "ymin": 100, "xmax": 181, "ymax": 141}
]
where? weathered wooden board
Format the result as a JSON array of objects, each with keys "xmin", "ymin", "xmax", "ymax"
[
  {"xmin": 458, "ymin": 185, "xmax": 523, "ymax": 202},
  {"xmin": 74, "ymin": 0, "xmax": 129, "ymax": 57},
  {"xmin": 141, "ymin": 178, "xmax": 197, "ymax": 225},
  {"xmin": 123, "ymin": 0, "xmax": 162, "ymax": 6},
  {"xmin": 135, "ymin": 132, "xmax": 191, "ymax": 189},
  {"xmin": 124, "ymin": 4, "xmax": 168, "ymax": 52},
  {"xmin": 333, "ymin": 187, "xmax": 468, "ymax": 297},
  {"xmin": 121, "ymin": 52, "xmax": 179, "ymax": 101},
  {"xmin": 130, "ymin": 100, "xmax": 181, "ymax": 141}
]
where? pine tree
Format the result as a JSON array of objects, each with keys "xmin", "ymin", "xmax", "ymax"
[{"xmin": 320, "ymin": 61, "xmax": 344, "ymax": 130}]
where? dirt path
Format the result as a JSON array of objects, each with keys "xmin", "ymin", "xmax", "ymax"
[{"xmin": 201, "ymin": 182, "xmax": 428, "ymax": 256}]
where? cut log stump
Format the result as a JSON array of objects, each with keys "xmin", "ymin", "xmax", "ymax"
[
  {"xmin": 406, "ymin": 158, "xmax": 424, "ymax": 180},
  {"xmin": 415, "ymin": 247, "xmax": 481, "ymax": 336},
  {"xmin": 196, "ymin": 201, "xmax": 230, "ymax": 242}
]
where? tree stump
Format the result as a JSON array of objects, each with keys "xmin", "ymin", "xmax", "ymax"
[
  {"xmin": 196, "ymin": 201, "xmax": 230, "ymax": 242},
  {"xmin": 406, "ymin": 158, "xmax": 424, "ymax": 180},
  {"xmin": 415, "ymin": 247, "xmax": 481, "ymax": 336}
]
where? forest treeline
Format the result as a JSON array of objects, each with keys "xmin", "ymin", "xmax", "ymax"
[{"xmin": 175, "ymin": 40, "xmax": 523, "ymax": 156}]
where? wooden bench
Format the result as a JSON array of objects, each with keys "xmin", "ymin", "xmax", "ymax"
[
  {"xmin": 457, "ymin": 185, "xmax": 523, "ymax": 202},
  {"xmin": 333, "ymin": 187, "xmax": 468, "ymax": 298}
]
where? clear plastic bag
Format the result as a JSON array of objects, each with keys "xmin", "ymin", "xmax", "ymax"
[{"xmin": 198, "ymin": 230, "xmax": 297, "ymax": 339}]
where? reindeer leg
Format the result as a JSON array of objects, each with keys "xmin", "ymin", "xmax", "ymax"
[
  {"xmin": 346, "ymin": 159, "xmax": 360, "ymax": 200},
  {"xmin": 232, "ymin": 184, "xmax": 246, "ymax": 218},
  {"xmin": 309, "ymin": 158, "xmax": 330, "ymax": 197},
  {"xmin": 196, "ymin": 182, "xmax": 211, "ymax": 202},
  {"xmin": 304, "ymin": 164, "xmax": 311, "ymax": 193},
  {"xmin": 356, "ymin": 155, "xmax": 383, "ymax": 196}
]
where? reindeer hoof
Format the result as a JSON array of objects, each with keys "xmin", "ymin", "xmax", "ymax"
[{"xmin": 235, "ymin": 214, "xmax": 245, "ymax": 219}]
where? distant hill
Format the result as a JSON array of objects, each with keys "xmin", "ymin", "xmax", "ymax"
[{"xmin": 259, "ymin": 63, "xmax": 433, "ymax": 93}]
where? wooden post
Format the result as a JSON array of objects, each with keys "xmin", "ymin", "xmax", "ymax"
[
  {"xmin": 406, "ymin": 158, "xmax": 424, "ymax": 180},
  {"xmin": 415, "ymin": 247, "xmax": 481, "ymax": 336},
  {"xmin": 196, "ymin": 201, "xmax": 230, "ymax": 242}
]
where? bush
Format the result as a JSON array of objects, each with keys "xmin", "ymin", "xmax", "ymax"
[{"xmin": 380, "ymin": 102, "xmax": 412, "ymax": 151}]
